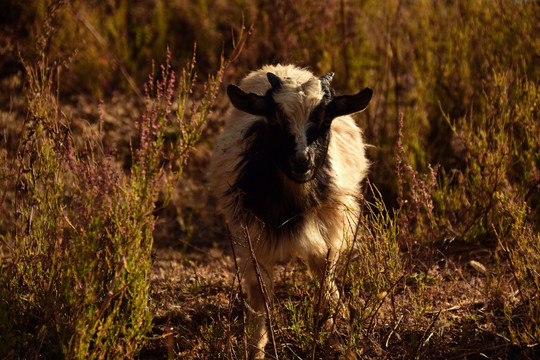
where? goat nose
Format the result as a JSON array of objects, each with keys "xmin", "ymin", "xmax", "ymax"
[{"xmin": 295, "ymin": 151, "xmax": 310, "ymax": 164}]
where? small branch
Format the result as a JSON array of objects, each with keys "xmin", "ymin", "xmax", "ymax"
[
  {"xmin": 228, "ymin": 226, "xmax": 249, "ymax": 360},
  {"xmin": 498, "ymin": 236, "xmax": 528, "ymax": 308},
  {"xmin": 311, "ymin": 249, "xmax": 332, "ymax": 360},
  {"xmin": 242, "ymin": 223, "xmax": 279, "ymax": 360},
  {"xmin": 366, "ymin": 272, "xmax": 406, "ymax": 334},
  {"xmin": 410, "ymin": 309, "xmax": 441, "ymax": 359},
  {"xmin": 385, "ymin": 314, "xmax": 404, "ymax": 348}
]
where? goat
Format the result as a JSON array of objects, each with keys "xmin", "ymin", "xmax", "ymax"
[{"xmin": 208, "ymin": 64, "xmax": 372, "ymax": 358}]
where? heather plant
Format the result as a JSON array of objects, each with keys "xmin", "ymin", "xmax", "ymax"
[
  {"xmin": 394, "ymin": 113, "xmax": 440, "ymax": 267},
  {"xmin": 433, "ymin": 74, "xmax": 539, "ymax": 244},
  {"xmin": 0, "ymin": 34, "xmax": 233, "ymax": 360}
]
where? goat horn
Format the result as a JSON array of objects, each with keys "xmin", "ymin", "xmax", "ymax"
[{"xmin": 319, "ymin": 72, "xmax": 335, "ymax": 85}]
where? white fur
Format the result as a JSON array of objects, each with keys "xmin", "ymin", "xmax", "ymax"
[{"xmin": 208, "ymin": 64, "xmax": 369, "ymax": 358}]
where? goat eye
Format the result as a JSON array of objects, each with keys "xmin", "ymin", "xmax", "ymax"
[
  {"xmin": 323, "ymin": 116, "xmax": 333, "ymax": 126},
  {"xmin": 266, "ymin": 110, "xmax": 280, "ymax": 126},
  {"xmin": 310, "ymin": 105, "xmax": 326, "ymax": 126},
  {"xmin": 270, "ymin": 108, "xmax": 289, "ymax": 128},
  {"xmin": 317, "ymin": 112, "xmax": 332, "ymax": 129}
]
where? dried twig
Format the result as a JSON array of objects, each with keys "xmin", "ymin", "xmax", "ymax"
[
  {"xmin": 366, "ymin": 272, "xmax": 406, "ymax": 334},
  {"xmin": 242, "ymin": 223, "xmax": 279, "ymax": 360},
  {"xmin": 228, "ymin": 226, "xmax": 249, "ymax": 360},
  {"xmin": 311, "ymin": 249, "xmax": 332, "ymax": 360},
  {"xmin": 384, "ymin": 314, "xmax": 404, "ymax": 348},
  {"xmin": 411, "ymin": 309, "xmax": 442, "ymax": 359}
]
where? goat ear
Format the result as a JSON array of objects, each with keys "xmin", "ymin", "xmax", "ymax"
[
  {"xmin": 227, "ymin": 84, "xmax": 267, "ymax": 116},
  {"xmin": 267, "ymin": 72, "xmax": 283, "ymax": 89},
  {"xmin": 326, "ymin": 87, "xmax": 373, "ymax": 118}
]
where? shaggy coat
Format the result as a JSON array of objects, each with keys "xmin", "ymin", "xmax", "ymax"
[{"xmin": 208, "ymin": 64, "xmax": 371, "ymax": 358}]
